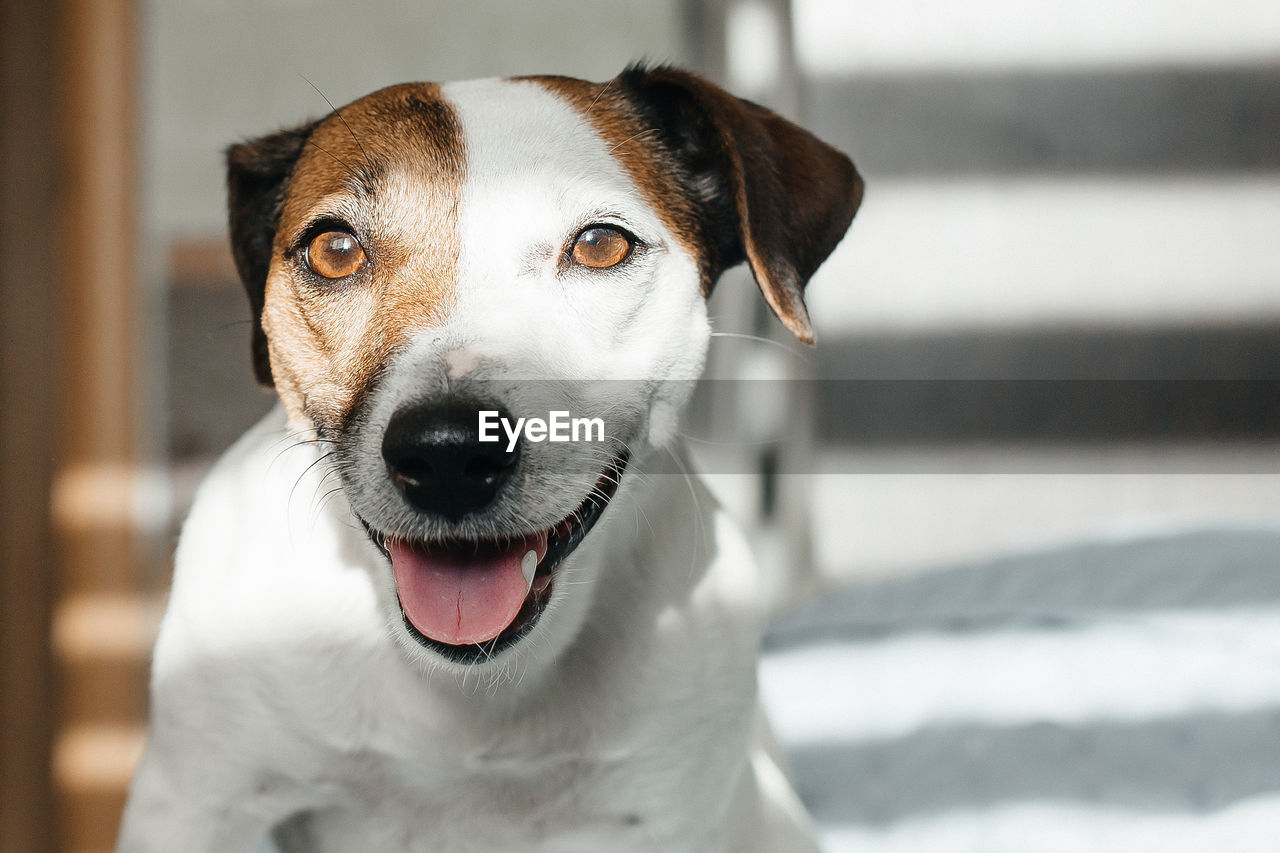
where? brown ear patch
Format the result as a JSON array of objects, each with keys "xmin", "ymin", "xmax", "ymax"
[{"xmin": 529, "ymin": 66, "xmax": 863, "ymax": 344}]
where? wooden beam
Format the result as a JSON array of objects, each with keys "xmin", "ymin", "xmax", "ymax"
[
  {"xmin": 55, "ymin": 1, "xmax": 150, "ymax": 850},
  {"xmin": 0, "ymin": 1, "xmax": 60, "ymax": 850}
]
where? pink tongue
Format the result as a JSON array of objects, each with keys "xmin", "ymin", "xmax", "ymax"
[{"xmin": 390, "ymin": 533, "xmax": 548, "ymax": 646}]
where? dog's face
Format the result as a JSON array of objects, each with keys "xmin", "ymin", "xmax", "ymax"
[{"xmin": 226, "ymin": 67, "xmax": 861, "ymax": 671}]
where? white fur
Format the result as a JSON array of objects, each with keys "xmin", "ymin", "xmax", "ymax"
[{"xmin": 118, "ymin": 79, "xmax": 818, "ymax": 852}]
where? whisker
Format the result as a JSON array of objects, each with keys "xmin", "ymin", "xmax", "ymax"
[
  {"xmin": 289, "ymin": 449, "xmax": 338, "ymax": 516},
  {"xmin": 608, "ymin": 127, "xmax": 660, "ymax": 155},
  {"xmin": 298, "ymin": 73, "xmax": 372, "ymax": 168},
  {"xmin": 586, "ymin": 78, "xmax": 613, "ymax": 116},
  {"xmin": 708, "ymin": 330, "xmax": 812, "ymax": 362},
  {"xmin": 313, "ymin": 485, "xmax": 348, "ymax": 519}
]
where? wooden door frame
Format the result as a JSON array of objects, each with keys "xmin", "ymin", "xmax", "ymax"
[{"xmin": 1, "ymin": 1, "xmax": 146, "ymax": 851}]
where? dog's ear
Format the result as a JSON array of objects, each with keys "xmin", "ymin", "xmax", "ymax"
[
  {"xmin": 617, "ymin": 66, "xmax": 862, "ymax": 344},
  {"xmin": 226, "ymin": 121, "xmax": 316, "ymax": 386}
]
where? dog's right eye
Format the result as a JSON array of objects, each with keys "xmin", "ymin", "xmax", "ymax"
[
  {"xmin": 305, "ymin": 230, "xmax": 367, "ymax": 279},
  {"xmin": 570, "ymin": 226, "xmax": 633, "ymax": 270}
]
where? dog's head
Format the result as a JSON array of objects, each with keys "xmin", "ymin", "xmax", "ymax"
[{"xmin": 226, "ymin": 66, "xmax": 861, "ymax": 670}]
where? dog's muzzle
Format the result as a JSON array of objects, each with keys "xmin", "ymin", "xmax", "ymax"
[{"xmin": 362, "ymin": 399, "xmax": 627, "ymax": 664}]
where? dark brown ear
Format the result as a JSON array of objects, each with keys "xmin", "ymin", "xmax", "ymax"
[
  {"xmin": 617, "ymin": 66, "xmax": 863, "ymax": 344},
  {"xmin": 226, "ymin": 121, "xmax": 316, "ymax": 386}
]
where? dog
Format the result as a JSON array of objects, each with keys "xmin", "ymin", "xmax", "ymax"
[{"xmin": 118, "ymin": 65, "xmax": 861, "ymax": 852}]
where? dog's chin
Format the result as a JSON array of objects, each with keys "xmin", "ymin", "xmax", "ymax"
[{"xmin": 361, "ymin": 454, "xmax": 627, "ymax": 666}]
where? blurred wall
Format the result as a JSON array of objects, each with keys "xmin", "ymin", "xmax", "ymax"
[{"xmin": 784, "ymin": 0, "xmax": 1280, "ymax": 578}]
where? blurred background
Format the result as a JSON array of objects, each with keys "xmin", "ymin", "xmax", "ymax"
[{"xmin": 2, "ymin": 1, "xmax": 1279, "ymax": 851}]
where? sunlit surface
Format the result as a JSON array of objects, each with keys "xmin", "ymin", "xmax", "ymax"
[
  {"xmin": 808, "ymin": 177, "xmax": 1280, "ymax": 332},
  {"xmin": 796, "ymin": 0, "xmax": 1280, "ymax": 73}
]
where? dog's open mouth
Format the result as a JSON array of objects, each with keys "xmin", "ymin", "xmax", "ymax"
[{"xmin": 366, "ymin": 455, "xmax": 627, "ymax": 664}]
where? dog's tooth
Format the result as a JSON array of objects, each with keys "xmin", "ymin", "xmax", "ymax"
[{"xmin": 521, "ymin": 550, "xmax": 537, "ymax": 590}]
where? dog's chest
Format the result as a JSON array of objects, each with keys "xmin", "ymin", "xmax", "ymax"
[
  {"xmin": 270, "ymin": 653, "xmax": 751, "ymax": 852},
  {"xmin": 283, "ymin": 748, "xmax": 705, "ymax": 852}
]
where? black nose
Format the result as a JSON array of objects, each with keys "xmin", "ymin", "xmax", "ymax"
[{"xmin": 381, "ymin": 402, "xmax": 519, "ymax": 520}]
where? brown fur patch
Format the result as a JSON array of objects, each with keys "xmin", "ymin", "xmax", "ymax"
[{"xmin": 263, "ymin": 83, "xmax": 465, "ymax": 432}]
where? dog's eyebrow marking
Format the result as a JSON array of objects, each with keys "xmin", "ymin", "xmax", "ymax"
[
  {"xmin": 305, "ymin": 137, "xmax": 363, "ymax": 183},
  {"xmin": 343, "ymin": 162, "xmax": 386, "ymax": 199},
  {"xmin": 398, "ymin": 93, "xmax": 467, "ymax": 170}
]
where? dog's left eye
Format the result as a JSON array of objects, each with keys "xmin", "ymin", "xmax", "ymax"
[
  {"xmin": 571, "ymin": 226, "xmax": 633, "ymax": 269},
  {"xmin": 306, "ymin": 230, "xmax": 367, "ymax": 279}
]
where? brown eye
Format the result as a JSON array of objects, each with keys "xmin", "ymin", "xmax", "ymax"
[
  {"xmin": 306, "ymin": 230, "xmax": 366, "ymax": 279},
  {"xmin": 571, "ymin": 226, "xmax": 632, "ymax": 269}
]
